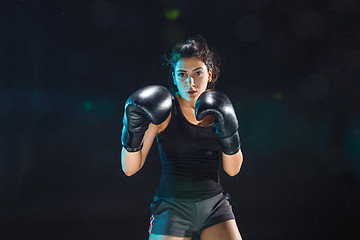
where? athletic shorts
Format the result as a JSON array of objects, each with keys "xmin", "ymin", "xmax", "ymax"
[{"xmin": 148, "ymin": 192, "xmax": 235, "ymax": 238}]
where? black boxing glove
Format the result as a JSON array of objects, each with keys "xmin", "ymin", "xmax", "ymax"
[
  {"xmin": 195, "ymin": 90, "xmax": 240, "ymax": 155},
  {"xmin": 121, "ymin": 85, "xmax": 173, "ymax": 152}
]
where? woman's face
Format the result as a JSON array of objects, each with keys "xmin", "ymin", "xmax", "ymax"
[{"xmin": 173, "ymin": 57, "xmax": 212, "ymax": 103}]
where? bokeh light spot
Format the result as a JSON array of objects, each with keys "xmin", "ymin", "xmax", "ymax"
[
  {"xmin": 84, "ymin": 101, "xmax": 93, "ymax": 111},
  {"xmin": 274, "ymin": 91, "xmax": 283, "ymax": 101},
  {"xmin": 164, "ymin": 8, "xmax": 180, "ymax": 21}
]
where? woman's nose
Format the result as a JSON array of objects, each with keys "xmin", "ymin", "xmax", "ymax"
[{"xmin": 186, "ymin": 75, "xmax": 195, "ymax": 85}]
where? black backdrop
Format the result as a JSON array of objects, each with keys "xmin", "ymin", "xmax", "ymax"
[{"xmin": 1, "ymin": 0, "xmax": 360, "ymax": 239}]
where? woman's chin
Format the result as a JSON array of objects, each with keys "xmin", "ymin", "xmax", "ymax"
[{"xmin": 177, "ymin": 93, "xmax": 190, "ymax": 101}]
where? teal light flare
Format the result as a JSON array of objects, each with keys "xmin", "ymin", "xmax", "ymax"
[{"xmin": 83, "ymin": 100, "xmax": 93, "ymax": 111}]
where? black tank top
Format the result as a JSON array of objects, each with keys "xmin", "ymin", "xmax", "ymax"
[{"xmin": 155, "ymin": 96, "xmax": 223, "ymax": 199}]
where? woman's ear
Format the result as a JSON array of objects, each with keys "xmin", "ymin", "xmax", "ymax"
[{"xmin": 208, "ymin": 69, "xmax": 213, "ymax": 82}]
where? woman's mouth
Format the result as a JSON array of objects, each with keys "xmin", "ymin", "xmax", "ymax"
[{"xmin": 187, "ymin": 90, "xmax": 197, "ymax": 95}]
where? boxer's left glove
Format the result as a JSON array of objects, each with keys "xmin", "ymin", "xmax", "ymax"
[{"xmin": 195, "ymin": 90, "xmax": 240, "ymax": 155}]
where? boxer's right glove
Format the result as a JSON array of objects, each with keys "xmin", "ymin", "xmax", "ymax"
[{"xmin": 121, "ymin": 85, "xmax": 173, "ymax": 152}]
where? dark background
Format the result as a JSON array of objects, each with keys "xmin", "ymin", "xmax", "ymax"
[{"xmin": 1, "ymin": 0, "xmax": 360, "ymax": 239}]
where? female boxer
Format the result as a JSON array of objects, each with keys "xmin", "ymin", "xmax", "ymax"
[{"xmin": 121, "ymin": 37, "xmax": 243, "ymax": 240}]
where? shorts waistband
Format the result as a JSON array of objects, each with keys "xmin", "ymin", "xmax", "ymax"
[{"xmin": 153, "ymin": 192, "xmax": 227, "ymax": 203}]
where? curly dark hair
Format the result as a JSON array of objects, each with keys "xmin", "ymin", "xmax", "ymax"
[{"xmin": 163, "ymin": 36, "xmax": 221, "ymax": 95}]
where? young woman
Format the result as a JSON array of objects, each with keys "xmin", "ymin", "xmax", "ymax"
[{"xmin": 121, "ymin": 37, "xmax": 243, "ymax": 240}]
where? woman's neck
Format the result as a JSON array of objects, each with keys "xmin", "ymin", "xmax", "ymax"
[
  {"xmin": 175, "ymin": 94, "xmax": 196, "ymax": 109},
  {"xmin": 175, "ymin": 94, "xmax": 214, "ymax": 126}
]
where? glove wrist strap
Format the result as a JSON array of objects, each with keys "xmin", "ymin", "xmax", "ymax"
[
  {"xmin": 121, "ymin": 127, "xmax": 145, "ymax": 152},
  {"xmin": 219, "ymin": 131, "xmax": 241, "ymax": 155}
]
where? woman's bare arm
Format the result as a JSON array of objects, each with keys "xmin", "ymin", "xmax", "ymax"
[
  {"xmin": 121, "ymin": 123, "xmax": 159, "ymax": 176},
  {"xmin": 222, "ymin": 149, "xmax": 243, "ymax": 177},
  {"xmin": 121, "ymin": 111, "xmax": 171, "ymax": 176}
]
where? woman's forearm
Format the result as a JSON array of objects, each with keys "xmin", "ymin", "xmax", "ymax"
[
  {"xmin": 121, "ymin": 147, "xmax": 143, "ymax": 176},
  {"xmin": 222, "ymin": 149, "xmax": 243, "ymax": 177},
  {"xmin": 120, "ymin": 122, "xmax": 161, "ymax": 177}
]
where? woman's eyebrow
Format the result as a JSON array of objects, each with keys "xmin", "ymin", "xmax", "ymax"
[
  {"xmin": 176, "ymin": 67, "xmax": 203, "ymax": 72},
  {"xmin": 192, "ymin": 67, "xmax": 203, "ymax": 71}
]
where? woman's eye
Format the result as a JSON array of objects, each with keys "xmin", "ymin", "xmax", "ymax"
[
  {"xmin": 195, "ymin": 71, "xmax": 202, "ymax": 75},
  {"xmin": 178, "ymin": 73, "xmax": 186, "ymax": 77}
]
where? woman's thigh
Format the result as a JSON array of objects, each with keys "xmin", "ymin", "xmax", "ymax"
[
  {"xmin": 200, "ymin": 219, "xmax": 242, "ymax": 240},
  {"xmin": 149, "ymin": 234, "xmax": 191, "ymax": 240}
]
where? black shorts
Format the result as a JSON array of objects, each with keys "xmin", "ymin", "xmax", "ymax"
[{"xmin": 148, "ymin": 192, "xmax": 235, "ymax": 238}]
